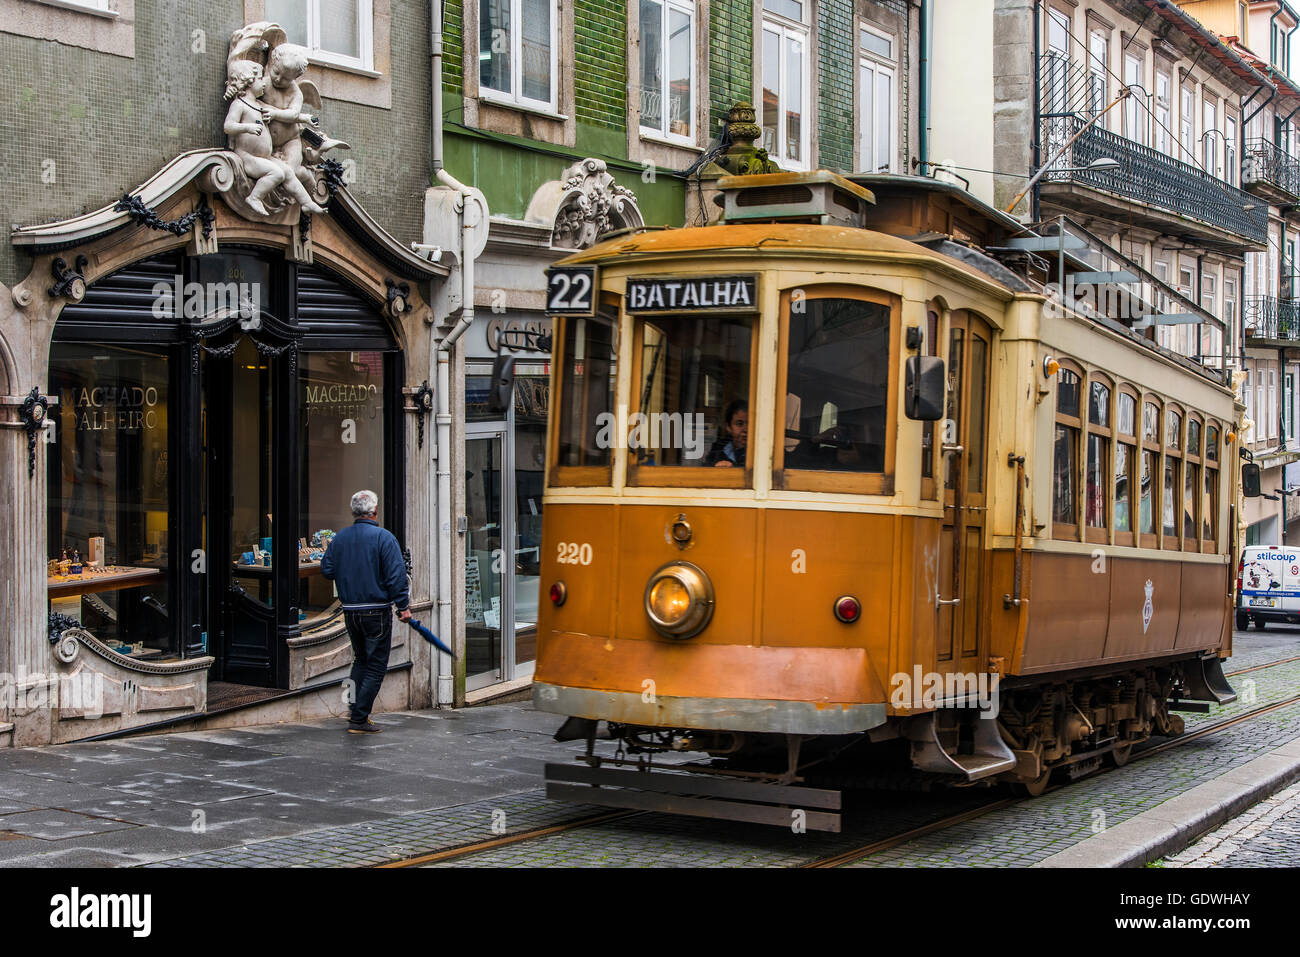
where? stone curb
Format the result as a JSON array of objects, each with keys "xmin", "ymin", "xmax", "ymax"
[{"xmin": 1033, "ymin": 737, "xmax": 1300, "ymax": 868}]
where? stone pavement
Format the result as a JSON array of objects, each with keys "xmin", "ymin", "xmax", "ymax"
[
  {"xmin": 0, "ymin": 704, "xmax": 609, "ymax": 867},
  {"xmin": 2, "ymin": 631, "xmax": 1297, "ymax": 868},
  {"xmin": 1160, "ymin": 780, "xmax": 1300, "ymax": 867}
]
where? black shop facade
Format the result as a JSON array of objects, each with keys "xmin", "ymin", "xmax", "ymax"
[{"xmin": 3, "ymin": 152, "xmax": 446, "ymax": 745}]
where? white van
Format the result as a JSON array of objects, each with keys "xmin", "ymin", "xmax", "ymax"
[{"xmin": 1236, "ymin": 545, "xmax": 1300, "ymax": 630}]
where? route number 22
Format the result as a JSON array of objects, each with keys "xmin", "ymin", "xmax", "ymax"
[
  {"xmin": 556, "ymin": 542, "xmax": 593, "ymax": 565},
  {"xmin": 546, "ymin": 267, "xmax": 596, "ymax": 315}
]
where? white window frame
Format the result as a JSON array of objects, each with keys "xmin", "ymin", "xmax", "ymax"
[
  {"xmin": 1088, "ymin": 30, "xmax": 1109, "ymax": 125},
  {"xmin": 478, "ymin": 0, "xmax": 560, "ymax": 114},
  {"xmin": 1203, "ymin": 98, "xmax": 1218, "ymax": 177},
  {"xmin": 760, "ymin": 2, "xmax": 812, "ymax": 172},
  {"xmin": 1180, "ymin": 86, "xmax": 1195, "ymax": 163},
  {"xmin": 269, "ymin": 0, "xmax": 376, "ymax": 74},
  {"xmin": 1154, "ymin": 68, "xmax": 1171, "ymax": 156},
  {"xmin": 32, "ymin": 0, "xmax": 117, "ymax": 16},
  {"xmin": 1225, "ymin": 114, "xmax": 1238, "ymax": 186},
  {"xmin": 1124, "ymin": 52, "xmax": 1145, "ymax": 146},
  {"xmin": 858, "ymin": 23, "xmax": 898, "ymax": 173},
  {"xmin": 638, "ymin": 0, "xmax": 696, "ymax": 146}
]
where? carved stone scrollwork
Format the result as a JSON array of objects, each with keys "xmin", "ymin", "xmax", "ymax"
[
  {"xmin": 53, "ymin": 631, "xmax": 80, "ymax": 664},
  {"xmin": 385, "ymin": 278, "xmax": 412, "ymax": 318},
  {"xmin": 49, "ymin": 255, "xmax": 89, "ymax": 301},
  {"xmin": 19, "ymin": 387, "xmax": 50, "ymax": 478},
  {"xmin": 525, "ymin": 158, "xmax": 645, "ymax": 250}
]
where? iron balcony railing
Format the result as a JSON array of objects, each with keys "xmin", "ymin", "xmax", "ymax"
[
  {"xmin": 1243, "ymin": 295, "xmax": 1300, "ymax": 341},
  {"xmin": 1040, "ymin": 116, "xmax": 1268, "ymax": 245},
  {"xmin": 1242, "ymin": 138, "xmax": 1300, "ymax": 200}
]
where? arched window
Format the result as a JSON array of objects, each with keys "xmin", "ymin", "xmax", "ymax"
[
  {"xmin": 1204, "ymin": 422, "xmax": 1220, "ymax": 548},
  {"xmin": 1053, "ymin": 363, "xmax": 1083, "ymax": 538},
  {"xmin": 1184, "ymin": 415, "xmax": 1202, "ymax": 551},
  {"xmin": 1163, "ymin": 405, "xmax": 1183, "ymax": 549},
  {"xmin": 1085, "ymin": 374, "xmax": 1111, "ymax": 543},
  {"xmin": 1140, "ymin": 398, "xmax": 1160, "ymax": 547},
  {"xmin": 1114, "ymin": 386, "xmax": 1138, "ymax": 546}
]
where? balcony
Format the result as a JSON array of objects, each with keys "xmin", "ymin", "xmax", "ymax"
[
  {"xmin": 1244, "ymin": 296, "xmax": 1300, "ymax": 344},
  {"xmin": 1242, "ymin": 138, "xmax": 1300, "ymax": 204},
  {"xmin": 1039, "ymin": 116, "xmax": 1268, "ymax": 247}
]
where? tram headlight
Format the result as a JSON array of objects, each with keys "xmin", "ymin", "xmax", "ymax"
[{"xmin": 644, "ymin": 562, "xmax": 715, "ymax": 639}]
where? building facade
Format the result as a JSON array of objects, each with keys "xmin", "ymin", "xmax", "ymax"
[
  {"xmin": 0, "ymin": 0, "xmax": 453, "ymax": 745},
  {"xmin": 434, "ymin": 0, "xmax": 922, "ymax": 698}
]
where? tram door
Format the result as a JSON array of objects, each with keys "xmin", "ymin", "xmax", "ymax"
[{"xmin": 938, "ymin": 313, "xmax": 991, "ymax": 674}]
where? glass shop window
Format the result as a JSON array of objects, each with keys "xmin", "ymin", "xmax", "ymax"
[
  {"xmin": 298, "ymin": 351, "xmax": 387, "ymax": 622},
  {"xmin": 47, "ymin": 343, "xmax": 175, "ymax": 659}
]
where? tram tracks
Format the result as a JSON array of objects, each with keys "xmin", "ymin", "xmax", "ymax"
[
  {"xmin": 803, "ymin": 690, "xmax": 1300, "ymax": 868},
  {"xmin": 380, "ymin": 653, "xmax": 1300, "ymax": 869}
]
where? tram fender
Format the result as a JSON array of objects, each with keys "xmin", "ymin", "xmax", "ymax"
[{"xmin": 1180, "ymin": 653, "xmax": 1237, "ymax": 705}]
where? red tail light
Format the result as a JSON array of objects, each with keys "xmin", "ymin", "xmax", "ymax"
[
  {"xmin": 549, "ymin": 582, "xmax": 567, "ymax": 606},
  {"xmin": 833, "ymin": 595, "xmax": 861, "ymax": 623}
]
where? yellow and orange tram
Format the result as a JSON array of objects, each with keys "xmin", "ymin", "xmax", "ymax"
[{"xmin": 531, "ymin": 172, "xmax": 1241, "ymax": 831}]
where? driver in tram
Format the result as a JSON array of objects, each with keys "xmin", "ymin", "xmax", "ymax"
[{"xmin": 706, "ymin": 400, "xmax": 748, "ymax": 468}]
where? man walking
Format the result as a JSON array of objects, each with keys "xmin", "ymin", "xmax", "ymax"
[{"xmin": 321, "ymin": 490, "xmax": 411, "ymax": 733}]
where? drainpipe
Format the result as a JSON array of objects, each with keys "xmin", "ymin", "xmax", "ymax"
[
  {"xmin": 433, "ymin": 169, "xmax": 481, "ymax": 708},
  {"xmin": 1032, "ymin": 0, "xmax": 1041, "ymax": 221},
  {"xmin": 919, "ymin": 0, "xmax": 930, "ymax": 173},
  {"xmin": 431, "ymin": 0, "xmax": 444, "ymax": 174},
  {"xmin": 429, "ymin": 0, "xmax": 484, "ymax": 707}
]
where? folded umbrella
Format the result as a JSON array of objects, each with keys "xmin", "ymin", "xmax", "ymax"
[{"xmin": 408, "ymin": 617, "xmax": 453, "ymax": 657}]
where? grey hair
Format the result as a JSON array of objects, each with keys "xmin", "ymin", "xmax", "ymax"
[{"xmin": 350, "ymin": 490, "xmax": 379, "ymax": 517}]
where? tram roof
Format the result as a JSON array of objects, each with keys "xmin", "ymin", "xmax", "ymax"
[{"xmin": 554, "ymin": 223, "xmax": 1015, "ymax": 293}]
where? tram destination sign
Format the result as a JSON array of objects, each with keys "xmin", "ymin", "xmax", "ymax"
[
  {"xmin": 626, "ymin": 275, "xmax": 758, "ymax": 314},
  {"xmin": 545, "ymin": 266, "xmax": 598, "ymax": 316}
]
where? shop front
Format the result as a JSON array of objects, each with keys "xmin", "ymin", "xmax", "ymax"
[{"xmin": 3, "ymin": 141, "xmax": 446, "ymax": 745}]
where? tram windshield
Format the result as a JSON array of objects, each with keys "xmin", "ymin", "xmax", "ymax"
[
  {"xmin": 632, "ymin": 315, "xmax": 753, "ymax": 468},
  {"xmin": 556, "ymin": 316, "xmax": 618, "ymax": 469},
  {"xmin": 781, "ymin": 296, "xmax": 890, "ymax": 473}
]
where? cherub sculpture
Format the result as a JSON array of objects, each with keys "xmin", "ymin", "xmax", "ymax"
[
  {"xmin": 223, "ymin": 22, "xmax": 350, "ymax": 221},
  {"xmin": 223, "ymin": 59, "xmax": 326, "ymax": 216}
]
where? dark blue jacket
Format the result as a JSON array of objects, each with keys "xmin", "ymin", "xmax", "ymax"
[{"xmin": 320, "ymin": 519, "xmax": 410, "ymax": 611}]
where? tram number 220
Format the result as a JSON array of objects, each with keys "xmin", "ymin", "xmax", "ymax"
[
  {"xmin": 556, "ymin": 542, "xmax": 593, "ymax": 565},
  {"xmin": 546, "ymin": 267, "xmax": 596, "ymax": 315}
]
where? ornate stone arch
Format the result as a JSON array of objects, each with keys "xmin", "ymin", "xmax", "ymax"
[{"xmin": 525, "ymin": 158, "xmax": 645, "ymax": 250}]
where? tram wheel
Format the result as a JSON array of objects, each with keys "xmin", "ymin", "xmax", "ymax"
[
  {"xmin": 1014, "ymin": 766, "xmax": 1052, "ymax": 798},
  {"xmin": 1108, "ymin": 742, "xmax": 1134, "ymax": 768}
]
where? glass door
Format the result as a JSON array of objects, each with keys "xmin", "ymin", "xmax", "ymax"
[{"xmin": 465, "ymin": 426, "xmax": 509, "ymax": 690}]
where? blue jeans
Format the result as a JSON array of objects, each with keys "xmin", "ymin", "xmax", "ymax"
[{"xmin": 345, "ymin": 609, "xmax": 392, "ymax": 723}]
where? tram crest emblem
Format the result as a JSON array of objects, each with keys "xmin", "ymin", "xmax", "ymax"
[{"xmin": 1142, "ymin": 579, "xmax": 1154, "ymax": 634}]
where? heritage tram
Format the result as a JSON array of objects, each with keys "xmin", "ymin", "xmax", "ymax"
[{"xmin": 530, "ymin": 170, "xmax": 1244, "ymax": 831}]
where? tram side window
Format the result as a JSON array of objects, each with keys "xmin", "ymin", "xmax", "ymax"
[
  {"xmin": 557, "ymin": 316, "xmax": 618, "ymax": 469},
  {"xmin": 1052, "ymin": 367, "xmax": 1081, "ymax": 534},
  {"xmin": 783, "ymin": 297, "xmax": 890, "ymax": 474},
  {"xmin": 634, "ymin": 315, "xmax": 752, "ymax": 468},
  {"xmin": 1185, "ymin": 417, "xmax": 1201, "ymax": 544},
  {"xmin": 1163, "ymin": 408, "xmax": 1182, "ymax": 544},
  {"xmin": 1204, "ymin": 424, "xmax": 1219, "ymax": 546},
  {"xmin": 1140, "ymin": 400, "xmax": 1159, "ymax": 539},
  {"xmin": 1085, "ymin": 378, "xmax": 1110, "ymax": 535},
  {"xmin": 1115, "ymin": 390, "xmax": 1137, "ymax": 542}
]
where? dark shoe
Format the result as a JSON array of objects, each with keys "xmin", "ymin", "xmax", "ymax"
[{"xmin": 347, "ymin": 721, "xmax": 381, "ymax": 734}]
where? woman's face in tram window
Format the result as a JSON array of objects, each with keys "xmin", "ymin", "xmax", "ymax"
[{"xmin": 727, "ymin": 409, "xmax": 749, "ymax": 448}]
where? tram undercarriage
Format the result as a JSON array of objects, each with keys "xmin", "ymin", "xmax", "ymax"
[{"xmin": 543, "ymin": 655, "xmax": 1238, "ymax": 831}]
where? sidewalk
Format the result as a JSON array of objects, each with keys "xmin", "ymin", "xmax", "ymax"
[{"xmin": 0, "ymin": 704, "xmax": 600, "ymax": 867}]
